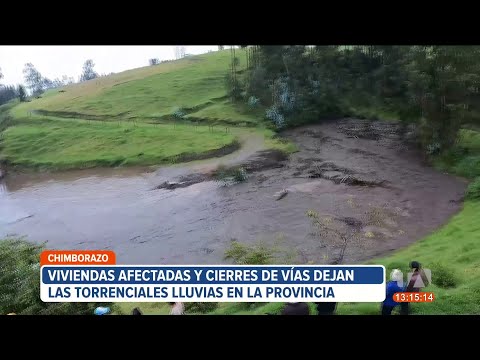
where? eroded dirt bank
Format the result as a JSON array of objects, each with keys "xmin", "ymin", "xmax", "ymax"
[{"xmin": 0, "ymin": 119, "xmax": 467, "ymax": 264}]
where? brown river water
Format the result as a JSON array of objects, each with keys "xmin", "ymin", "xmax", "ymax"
[{"xmin": 0, "ymin": 119, "xmax": 468, "ymax": 265}]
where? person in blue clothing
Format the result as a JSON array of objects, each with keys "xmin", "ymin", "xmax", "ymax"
[{"xmin": 381, "ymin": 269, "xmax": 404, "ymax": 315}]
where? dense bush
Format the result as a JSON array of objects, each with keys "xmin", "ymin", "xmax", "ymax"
[
  {"xmin": 247, "ymin": 96, "xmax": 260, "ymax": 108},
  {"xmin": 454, "ymin": 156, "xmax": 480, "ymax": 178},
  {"xmin": 224, "ymin": 240, "xmax": 274, "ymax": 265},
  {"xmin": 172, "ymin": 107, "xmax": 186, "ymax": 119},
  {"xmin": 265, "ymin": 105, "xmax": 285, "ymax": 128},
  {"xmin": 224, "ymin": 73, "xmax": 242, "ymax": 100},
  {"xmin": 430, "ymin": 262, "xmax": 458, "ymax": 288},
  {"xmin": 0, "ymin": 85, "xmax": 18, "ymax": 106},
  {"xmin": 465, "ymin": 177, "xmax": 480, "ymax": 200},
  {"xmin": 214, "ymin": 165, "xmax": 248, "ymax": 185},
  {"xmin": 0, "ymin": 238, "xmax": 114, "ymax": 315}
]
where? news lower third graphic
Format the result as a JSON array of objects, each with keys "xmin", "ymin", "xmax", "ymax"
[{"xmin": 39, "ymin": 250, "xmax": 386, "ymax": 303}]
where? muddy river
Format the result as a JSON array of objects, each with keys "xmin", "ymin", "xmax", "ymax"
[{"xmin": 0, "ymin": 119, "xmax": 468, "ymax": 264}]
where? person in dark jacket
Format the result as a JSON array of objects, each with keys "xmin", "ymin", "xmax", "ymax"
[
  {"xmin": 281, "ymin": 302, "xmax": 310, "ymax": 315},
  {"xmin": 315, "ymin": 302, "xmax": 337, "ymax": 315},
  {"xmin": 400, "ymin": 261, "xmax": 429, "ymax": 315},
  {"xmin": 131, "ymin": 307, "xmax": 143, "ymax": 315},
  {"xmin": 381, "ymin": 269, "xmax": 404, "ymax": 315}
]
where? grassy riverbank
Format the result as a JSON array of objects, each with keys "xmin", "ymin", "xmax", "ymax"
[{"xmin": 1, "ymin": 120, "xmax": 237, "ymax": 170}]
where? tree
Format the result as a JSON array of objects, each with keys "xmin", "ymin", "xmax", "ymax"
[
  {"xmin": 404, "ymin": 46, "xmax": 480, "ymax": 151},
  {"xmin": 52, "ymin": 78, "xmax": 64, "ymax": 88},
  {"xmin": 149, "ymin": 58, "xmax": 160, "ymax": 66},
  {"xmin": 42, "ymin": 77, "xmax": 54, "ymax": 90},
  {"xmin": 80, "ymin": 59, "xmax": 98, "ymax": 82},
  {"xmin": 218, "ymin": 46, "xmax": 224, "ymax": 51},
  {"xmin": 174, "ymin": 46, "xmax": 186, "ymax": 59},
  {"xmin": 62, "ymin": 75, "xmax": 75, "ymax": 85},
  {"xmin": 18, "ymin": 85, "xmax": 27, "ymax": 102},
  {"xmin": 0, "ymin": 67, "xmax": 3, "ymax": 82},
  {"xmin": 23, "ymin": 63, "xmax": 44, "ymax": 96},
  {"xmin": 240, "ymin": 45, "xmax": 480, "ymax": 152},
  {"xmin": 0, "ymin": 85, "xmax": 18, "ymax": 106}
]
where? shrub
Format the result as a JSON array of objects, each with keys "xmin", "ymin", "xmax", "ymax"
[
  {"xmin": 246, "ymin": 66, "xmax": 270, "ymax": 105},
  {"xmin": 465, "ymin": 177, "xmax": 480, "ymax": 200},
  {"xmin": 224, "ymin": 73, "xmax": 242, "ymax": 100},
  {"xmin": 184, "ymin": 302, "xmax": 218, "ymax": 314},
  {"xmin": 265, "ymin": 105, "xmax": 285, "ymax": 129},
  {"xmin": 430, "ymin": 262, "xmax": 457, "ymax": 288},
  {"xmin": 454, "ymin": 156, "xmax": 480, "ymax": 178},
  {"xmin": 426, "ymin": 142, "xmax": 441, "ymax": 155},
  {"xmin": 232, "ymin": 167, "xmax": 248, "ymax": 182},
  {"xmin": 247, "ymin": 96, "xmax": 260, "ymax": 108},
  {"xmin": 224, "ymin": 240, "xmax": 274, "ymax": 265},
  {"xmin": 214, "ymin": 165, "xmax": 248, "ymax": 185},
  {"xmin": 172, "ymin": 107, "xmax": 186, "ymax": 119},
  {"xmin": 436, "ymin": 146, "xmax": 470, "ymax": 169},
  {"xmin": 274, "ymin": 77, "xmax": 296, "ymax": 112},
  {"xmin": 0, "ymin": 237, "xmax": 115, "ymax": 315}
]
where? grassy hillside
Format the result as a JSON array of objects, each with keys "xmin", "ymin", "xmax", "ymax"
[
  {"xmin": 1, "ymin": 49, "xmax": 288, "ymax": 170},
  {"xmin": 11, "ymin": 50, "xmax": 256, "ymax": 123}
]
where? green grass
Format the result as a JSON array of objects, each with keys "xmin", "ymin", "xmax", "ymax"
[
  {"xmin": 458, "ymin": 129, "xmax": 480, "ymax": 152},
  {"xmin": 263, "ymin": 128, "xmax": 298, "ymax": 154},
  {"xmin": 11, "ymin": 50, "xmax": 252, "ymax": 124},
  {"xmin": 340, "ymin": 200, "xmax": 480, "ymax": 315},
  {"xmin": 185, "ymin": 100, "xmax": 266, "ymax": 126},
  {"xmin": 434, "ymin": 129, "xmax": 480, "ymax": 178},
  {"xmin": 1, "ymin": 120, "xmax": 236, "ymax": 170}
]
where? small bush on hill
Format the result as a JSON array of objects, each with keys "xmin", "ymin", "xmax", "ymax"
[
  {"xmin": 224, "ymin": 240, "xmax": 274, "ymax": 265},
  {"xmin": 430, "ymin": 262, "xmax": 458, "ymax": 289},
  {"xmin": 466, "ymin": 177, "xmax": 480, "ymax": 200}
]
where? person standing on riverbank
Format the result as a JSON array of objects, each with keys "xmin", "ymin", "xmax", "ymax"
[
  {"xmin": 400, "ymin": 261, "xmax": 430, "ymax": 315},
  {"xmin": 132, "ymin": 307, "xmax": 143, "ymax": 315},
  {"xmin": 382, "ymin": 269, "xmax": 404, "ymax": 315},
  {"xmin": 315, "ymin": 302, "xmax": 337, "ymax": 315},
  {"xmin": 281, "ymin": 302, "xmax": 310, "ymax": 315}
]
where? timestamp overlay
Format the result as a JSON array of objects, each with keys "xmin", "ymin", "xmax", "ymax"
[{"xmin": 393, "ymin": 292, "xmax": 435, "ymax": 303}]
